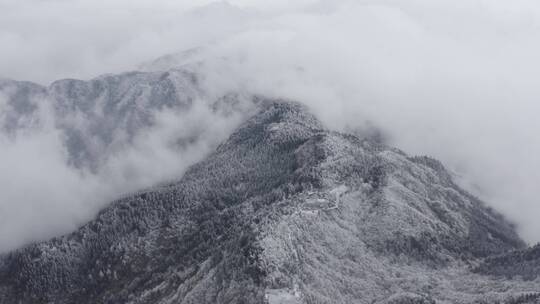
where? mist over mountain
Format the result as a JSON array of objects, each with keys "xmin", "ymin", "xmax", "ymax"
[
  {"xmin": 0, "ymin": 69, "xmax": 257, "ymax": 252},
  {"xmin": 2, "ymin": 0, "xmax": 540, "ymax": 243},
  {"xmin": 1, "ymin": 0, "xmax": 540, "ymax": 303},
  {"xmin": 1, "ymin": 53, "xmax": 539, "ymax": 304}
]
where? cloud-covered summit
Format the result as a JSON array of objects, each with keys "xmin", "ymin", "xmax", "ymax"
[{"xmin": 1, "ymin": 0, "xmax": 540, "ymax": 247}]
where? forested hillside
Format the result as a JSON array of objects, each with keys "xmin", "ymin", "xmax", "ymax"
[{"xmin": 1, "ymin": 100, "xmax": 538, "ymax": 303}]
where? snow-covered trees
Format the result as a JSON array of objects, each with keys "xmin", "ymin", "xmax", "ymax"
[{"xmin": 0, "ymin": 101, "xmax": 538, "ymax": 304}]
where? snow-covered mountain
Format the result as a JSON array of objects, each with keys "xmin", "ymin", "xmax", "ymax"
[
  {"xmin": 1, "ymin": 69, "xmax": 205, "ymax": 170},
  {"xmin": 0, "ymin": 68, "xmax": 261, "ymax": 253},
  {"xmin": 0, "ymin": 85, "xmax": 539, "ymax": 303}
]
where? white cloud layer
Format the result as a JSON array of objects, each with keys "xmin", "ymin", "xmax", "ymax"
[
  {"xmin": 1, "ymin": 0, "xmax": 540, "ymax": 248},
  {"xmin": 0, "ymin": 91, "xmax": 254, "ymax": 252}
]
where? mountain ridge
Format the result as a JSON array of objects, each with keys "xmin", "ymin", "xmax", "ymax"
[{"xmin": 1, "ymin": 99, "xmax": 538, "ymax": 303}]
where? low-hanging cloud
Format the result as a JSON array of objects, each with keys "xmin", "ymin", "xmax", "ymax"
[
  {"xmin": 1, "ymin": 0, "xmax": 540, "ymax": 249},
  {"xmin": 0, "ymin": 87, "xmax": 255, "ymax": 252}
]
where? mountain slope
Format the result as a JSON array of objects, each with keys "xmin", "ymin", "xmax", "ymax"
[
  {"xmin": 474, "ymin": 243, "xmax": 540, "ymax": 281},
  {"xmin": 1, "ymin": 69, "xmax": 203, "ymax": 170},
  {"xmin": 0, "ymin": 100, "xmax": 538, "ymax": 303}
]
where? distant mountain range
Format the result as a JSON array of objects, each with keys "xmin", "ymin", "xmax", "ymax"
[
  {"xmin": 0, "ymin": 67, "xmax": 539, "ymax": 303},
  {"xmin": 1, "ymin": 69, "xmax": 204, "ymax": 171}
]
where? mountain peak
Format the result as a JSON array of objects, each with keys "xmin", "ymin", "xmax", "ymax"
[{"xmin": 1, "ymin": 98, "xmax": 536, "ymax": 304}]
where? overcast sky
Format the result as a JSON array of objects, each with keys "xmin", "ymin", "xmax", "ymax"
[{"xmin": 1, "ymin": 0, "xmax": 540, "ymax": 249}]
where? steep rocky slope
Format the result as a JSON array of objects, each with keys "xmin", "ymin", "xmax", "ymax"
[{"xmin": 0, "ymin": 100, "xmax": 538, "ymax": 303}]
